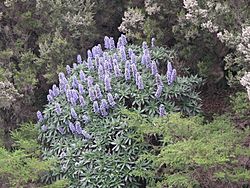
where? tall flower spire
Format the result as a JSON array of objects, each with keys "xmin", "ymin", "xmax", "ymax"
[
  {"xmin": 77, "ymin": 54, "xmax": 82, "ymax": 64},
  {"xmin": 159, "ymin": 104, "xmax": 166, "ymax": 117}
]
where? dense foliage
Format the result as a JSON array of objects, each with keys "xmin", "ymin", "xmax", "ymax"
[
  {"xmin": 0, "ymin": 122, "xmax": 52, "ymax": 187},
  {"xmin": 0, "ymin": 0, "xmax": 101, "ymax": 128},
  {"xmin": 0, "ymin": 0, "xmax": 249, "ymax": 187},
  {"xmin": 37, "ymin": 35, "xmax": 202, "ymax": 187},
  {"xmin": 126, "ymin": 112, "xmax": 250, "ymax": 187}
]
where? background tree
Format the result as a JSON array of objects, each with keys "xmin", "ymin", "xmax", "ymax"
[
  {"xmin": 119, "ymin": 0, "xmax": 250, "ymax": 86},
  {"xmin": 0, "ymin": 0, "xmax": 98, "ymax": 131}
]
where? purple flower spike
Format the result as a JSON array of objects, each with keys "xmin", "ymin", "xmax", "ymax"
[
  {"xmin": 167, "ymin": 61, "xmax": 173, "ymax": 75},
  {"xmin": 103, "ymin": 60, "xmax": 109, "ymax": 71},
  {"xmin": 97, "ymin": 43, "xmax": 102, "ymax": 50},
  {"xmin": 37, "ymin": 111, "xmax": 43, "ymax": 122},
  {"xmin": 59, "ymin": 80, "xmax": 67, "ymax": 93},
  {"xmin": 107, "ymin": 93, "xmax": 116, "ymax": 107},
  {"xmin": 72, "ymin": 75, "xmax": 79, "ymax": 89},
  {"xmin": 167, "ymin": 61, "xmax": 173, "ymax": 72},
  {"xmin": 69, "ymin": 121, "xmax": 76, "ymax": 133},
  {"xmin": 131, "ymin": 53, "xmax": 136, "ymax": 64},
  {"xmin": 112, "ymin": 59, "xmax": 118, "ymax": 67},
  {"xmin": 151, "ymin": 38, "xmax": 156, "ymax": 47},
  {"xmin": 71, "ymin": 107, "xmax": 77, "ymax": 119},
  {"xmin": 100, "ymin": 106, "xmax": 108, "ymax": 117},
  {"xmin": 93, "ymin": 101, "xmax": 100, "ymax": 114},
  {"xmin": 41, "ymin": 125, "xmax": 47, "ymax": 132},
  {"xmin": 128, "ymin": 48, "xmax": 133, "ymax": 57},
  {"xmin": 87, "ymin": 76, "xmax": 94, "ymax": 88},
  {"xmin": 75, "ymin": 121, "xmax": 83, "ymax": 135},
  {"xmin": 141, "ymin": 54, "xmax": 147, "ymax": 65},
  {"xmin": 121, "ymin": 34, "xmax": 127, "ymax": 46},
  {"xmin": 59, "ymin": 73, "xmax": 68, "ymax": 92},
  {"xmin": 66, "ymin": 89, "xmax": 71, "ymax": 102},
  {"xmin": 136, "ymin": 73, "xmax": 144, "ymax": 90},
  {"xmin": 159, "ymin": 104, "xmax": 166, "ymax": 117},
  {"xmin": 125, "ymin": 67, "xmax": 131, "ymax": 81},
  {"xmin": 98, "ymin": 64, "xmax": 104, "ymax": 81},
  {"xmin": 142, "ymin": 41, "xmax": 148, "ymax": 51},
  {"xmin": 103, "ymin": 52, "xmax": 108, "ymax": 60},
  {"xmin": 73, "ymin": 63, "xmax": 78, "ymax": 69},
  {"xmin": 66, "ymin": 65, "xmax": 71, "ymax": 75},
  {"xmin": 117, "ymin": 37, "xmax": 123, "ymax": 48},
  {"xmin": 155, "ymin": 85, "xmax": 163, "ymax": 99},
  {"xmin": 57, "ymin": 127, "xmax": 65, "ymax": 135},
  {"xmin": 70, "ymin": 95, "xmax": 77, "ymax": 106},
  {"xmin": 49, "ymin": 89, "xmax": 54, "ymax": 97},
  {"xmin": 73, "ymin": 63, "xmax": 77, "ymax": 69},
  {"xmin": 82, "ymin": 130, "xmax": 92, "ymax": 139},
  {"xmin": 125, "ymin": 60, "xmax": 130, "ymax": 69},
  {"xmin": 87, "ymin": 57, "xmax": 94, "ymax": 70},
  {"xmin": 92, "ymin": 47, "xmax": 97, "ymax": 58},
  {"xmin": 167, "ymin": 62, "xmax": 174, "ymax": 85},
  {"xmin": 113, "ymin": 53, "xmax": 118, "ymax": 61},
  {"xmin": 100, "ymin": 99, "xmax": 109, "ymax": 117},
  {"xmin": 79, "ymin": 70, "xmax": 86, "ymax": 82},
  {"xmin": 78, "ymin": 83, "xmax": 85, "ymax": 95},
  {"xmin": 95, "ymin": 84, "xmax": 103, "ymax": 99},
  {"xmin": 101, "ymin": 99, "xmax": 109, "ymax": 109},
  {"xmin": 114, "ymin": 64, "xmax": 122, "ymax": 77},
  {"xmin": 77, "ymin": 54, "xmax": 82, "ymax": 64},
  {"xmin": 107, "ymin": 60, "xmax": 113, "ymax": 71},
  {"xmin": 87, "ymin": 50, "xmax": 93, "ymax": 59},
  {"xmin": 170, "ymin": 69, "xmax": 177, "ymax": 84},
  {"xmin": 104, "ymin": 36, "xmax": 110, "ymax": 49},
  {"xmin": 95, "ymin": 57, "xmax": 100, "ymax": 68},
  {"xmin": 55, "ymin": 103, "xmax": 62, "ymax": 115},
  {"xmin": 145, "ymin": 50, "xmax": 151, "ymax": 68},
  {"xmin": 155, "ymin": 73, "xmax": 163, "ymax": 87},
  {"xmin": 59, "ymin": 72, "xmax": 66, "ymax": 80},
  {"xmin": 70, "ymin": 97, "xmax": 76, "ymax": 106},
  {"xmin": 95, "ymin": 45, "xmax": 102, "ymax": 57},
  {"xmin": 52, "ymin": 84, "xmax": 60, "ymax": 97},
  {"xmin": 167, "ymin": 78, "xmax": 172, "ymax": 85},
  {"xmin": 70, "ymin": 89, "xmax": 79, "ymax": 106},
  {"xmin": 131, "ymin": 63, "xmax": 138, "ymax": 78},
  {"xmin": 110, "ymin": 37, "xmax": 115, "ymax": 49},
  {"xmin": 119, "ymin": 45, "xmax": 127, "ymax": 61},
  {"xmin": 98, "ymin": 44, "xmax": 103, "ymax": 55},
  {"xmin": 82, "ymin": 115, "xmax": 89, "ymax": 123},
  {"xmin": 151, "ymin": 61, "xmax": 158, "ymax": 76},
  {"xmin": 47, "ymin": 94, "xmax": 53, "ymax": 103},
  {"xmin": 52, "ymin": 85, "xmax": 57, "ymax": 92},
  {"xmin": 104, "ymin": 75, "xmax": 112, "ymax": 91},
  {"xmin": 79, "ymin": 95, "xmax": 86, "ymax": 107},
  {"xmin": 88, "ymin": 87, "xmax": 96, "ymax": 101}
]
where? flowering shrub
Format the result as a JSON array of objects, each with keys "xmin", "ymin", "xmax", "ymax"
[
  {"xmin": 181, "ymin": 0, "xmax": 250, "ymax": 85},
  {"xmin": 118, "ymin": 8, "xmax": 145, "ymax": 40},
  {"xmin": 37, "ymin": 35, "xmax": 202, "ymax": 187},
  {"xmin": 0, "ymin": 80, "xmax": 21, "ymax": 109}
]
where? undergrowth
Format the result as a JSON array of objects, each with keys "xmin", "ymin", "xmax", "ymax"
[{"xmin": 124, "ymin": 111, "xmax": 250, "ymax": 187}]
